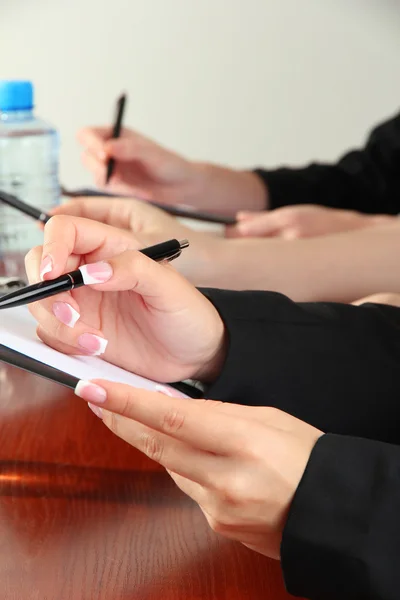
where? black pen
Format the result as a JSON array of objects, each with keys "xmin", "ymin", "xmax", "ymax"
[
  {"xmin": 0, "ymin": 238, "xmax": 189, "ymax": 310},
  {"xmin": 0, "ymin": 190, "xmax": 51, "ymax": 224},
  {"xmin": 106, "ymin": 93, "xmax": 127, "ymax": 184}
]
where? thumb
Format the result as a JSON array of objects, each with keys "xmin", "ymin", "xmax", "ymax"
[{"xmin": 82, "ymin": 248, "xmax": 197, "ymax": 311}]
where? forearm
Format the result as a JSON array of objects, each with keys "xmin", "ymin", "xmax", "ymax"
[
  {"xmin": 255, "ymin": 111, "xmax": 400, "ymax": 215},
  {"xmin": 204, "ymin": 288, "xmax": 400, "ymax": 443},
  {"xmin": 195, "ymin": 221, "xmax": 400, "ymax": 302},
  {"xmin": 191, "ymin": 163, "xmax": 268, "ymax": 215}
]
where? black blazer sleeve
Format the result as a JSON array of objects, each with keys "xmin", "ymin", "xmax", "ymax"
[
  {"xmin": 281, "ymin": 433, "xmax": 400, "ymax": 600},
  {"xmin": 202, "ymin": 288, "xmax": 400, "ymax": 444},
  {"xmin": 254, "ymin": 110, "xmax": 400, "ymax": 214}
]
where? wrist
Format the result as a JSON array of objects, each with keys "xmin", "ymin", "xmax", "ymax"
[
  {"xmin": 235, "ymin": 169, "xmax": 269, "ymax": 212},
  {"xmin": 177, "ymin": 233, "xmax": 228, "ymax": 288},
  {"xmin": 193, "ymin": 311, "xmax": 228, "ymax": 384},
  {"xmin": 189, "ymin": 162, "xmax": 268, "ymax": 214},
  {"xmin": 184, "ymin": 161, "xmax": 216, "ymax": 207}
]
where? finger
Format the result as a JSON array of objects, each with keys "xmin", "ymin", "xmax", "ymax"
[
  {"xmin": 105, "ymin": 132, "xmax": 148, "ymax": 161},
  {"xmin": 25, "ymin": 245, "xmax": 47, "ymax": 284},
  {"xmin": 25, "ymin": 244, "xmax": 79, "ymax": 285},
  {"xmin": 99, "ymin": 410, "xmax": 223, "ymax": 486},
  {"xmin": 50, "ymin": 197, "xmax": 134, "ymax": 230},
  {"xmin": 67, "ymin": 248, "xmax": 196, "ymax": 316},
  {"xmin": 29, "ymin": 293, "xmax": 108, "ymax": 355},
  {"xmin": 36, "ymin": 325, "xmax": 92, "ymax": 357},
  {"xmin": 81, "ymin": 149, "xmax": 107, "ymax": 186},
  {"xmin": 77, "ymin": 126, "xmax": 111, "ymax": 160},
  {"xmin": 39, "ymin": 216, "xmax": 139, "ymax": 280},
  {"xmin": 234, "ymin": 213, "xmax": 283, "ymax": 237},
  {"xmin": 236, "ymin": 211, "xmax": 265, "ymax": 222},
  {"xmin": 25, "ymin": 246, "xmax": 84, "ymax": 332},
  {"xmin": 156, "ymin": 389, "xmax": 295, "ymax": 429},
  {"xmin": 74, "ymin": 383, "xmax": 259, "ymax": 454},
  {"xmin": 25, "ymin": 239, "xmax": 110, "ymax": 353},
  {"xmin": 168, "ymin": 470, "xmax": 207, "ymax": 504}
]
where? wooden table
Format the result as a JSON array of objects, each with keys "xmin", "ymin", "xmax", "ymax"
[{"xmin": 0, "ymin": 363, "xmax": 303, "ymax": 599}]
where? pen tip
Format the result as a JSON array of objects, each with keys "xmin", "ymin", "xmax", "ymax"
[{"xmin": 179, "ymin": 239, "xmax": 190, "ymax": 249}]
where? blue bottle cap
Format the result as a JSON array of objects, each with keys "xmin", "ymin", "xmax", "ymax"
[{"xmin": 0, "ymin": 80, "xmax": 34, "ymax": 111}]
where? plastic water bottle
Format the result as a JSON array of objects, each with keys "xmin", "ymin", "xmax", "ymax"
[{"xmin": 0, "ymin": 80, "xmax": 60, "ymax": 276}]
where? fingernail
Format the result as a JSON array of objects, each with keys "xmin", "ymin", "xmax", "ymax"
[
  {"xmin": 75, "ymin": 380, "xmax": 107, "ymax": 404},
  {"xmin": 155, "ymin": 384, "xmax": 182, "ymax": 398},
  {"xmin": 40, "ymin": 256, "xmax": 53, "ymax": 280},
  {"xmin": 88, "ymin": 402, "xmax": 103, "ymax": 418},
  {"xmin": 52, "ymin": 302, "xmax": 80, "ymax": 328},
  {"xmin": 79, "ymin": 262, "xmax": 113, "ymax": 285},
  {"xmin": 78, "ymin": 333, "xmax": 108, "ymax": 356}
]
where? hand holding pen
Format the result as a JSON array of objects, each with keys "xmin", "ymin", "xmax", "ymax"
[
  {"xmin": 0, "ymin": 238, "xmax": 189, "ymax": 309},
  {"xmin": 23, "ymin": 215, "xmax": 226, "ymax": 383}
]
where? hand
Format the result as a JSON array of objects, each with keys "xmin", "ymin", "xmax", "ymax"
[
  {"xmin": 50, "ymin": 197, "xmax": 225, "ymax": 285},
  {"xmin": 77, "ymin": 126, "xmax": 200, "ymax": 202},
  {"xmin": 352, "ymin": 292, "xmax": 400, "ymax": 307},
  {"xmin": 25, "ymin": 216, "xmax": 226, "ymax": 382},
  {"xmin": 227, "ymin": 205, "xmax": 394, "ymax": 239},
  {"xmin": 73, "ymin": 381, "xmax": 323, "ymax": 560},
  {"xmin": 77, "ymin": 126, "xmax": 266, "ymax": 213}
]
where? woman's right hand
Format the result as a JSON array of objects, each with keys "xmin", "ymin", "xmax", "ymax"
[
  {"xmin": 77, "ymin": 126, "xmax": 201, "ymax": 204},
  {"xmin": 50, "ymin": 197, "xmax": 224, "ymax": 286},
  {"xmin": 77, "ymin": 126, "xmax": 267, "ymax": 214},
  {"xmin": 25, "ymin": 215, "xmax": 227, "ymax": 384}
]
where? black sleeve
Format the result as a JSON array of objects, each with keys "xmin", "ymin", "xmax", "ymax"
[
  {"xmin": 281, "ymin": 433, "xmax": 400, "ymax": 600},
  {"xmin": 202, "ymin": 288, "xmax": 400, "ymax": 444},
  {"xmin": 254, "ymin": 111, "xmax": 400, "ymax": 215}
]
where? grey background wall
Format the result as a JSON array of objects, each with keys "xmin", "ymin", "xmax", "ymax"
[{"xmin": 2, "ymin": 0, "xmax": 400, "ymax": 187}]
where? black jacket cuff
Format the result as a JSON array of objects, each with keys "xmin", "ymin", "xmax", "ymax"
[
  {"xmin": 199, "ymin": 288, "xmax": 400, "ymax": 444},
  {"xmin": 281, "ymin": 433, "xmax": 400, "ymax": 600}
]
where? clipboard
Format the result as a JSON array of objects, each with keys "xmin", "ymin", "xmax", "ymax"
[
  {"xmin": 61, "ymin": 186, "xmax": 237, "ymax": 226},
  {"xmin": 0, "ymin": 306, "xmax": 202, "ymax": 398}
]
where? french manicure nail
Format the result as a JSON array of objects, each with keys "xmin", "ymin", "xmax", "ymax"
[
  {"xmin": 40, "ymin": 256, "xmax": 53, "ymax": 280},
  {"xmin": 78, "ymin": 333, "xmax": 108, "ymax": 356},
  {"xmin": 75, "ymin": 380, "xmax": 107, "ymax": 404},
  {"xmin": 53, "ymin": 302, "xmax": 80, "ymax": 328},
  {"xmin": 88, "ymin": 402, "xmax": 103, "ymax": 418},
  {"xmin": 155, "ymin": 384, "xmax": 182, "ymax": 398},
  {"xmin": 79, "ymin": 262, "xmax": 113, "ymax": 285}
]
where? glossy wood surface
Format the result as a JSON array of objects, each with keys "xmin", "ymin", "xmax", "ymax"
[{"xmin": 0, "ymin": 362, "xmax": 302, "ymax": 600}]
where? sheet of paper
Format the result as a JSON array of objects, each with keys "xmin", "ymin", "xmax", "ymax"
[{"xmin": 0, "ymin": 306, "xmax": 186, "ymax": 397}]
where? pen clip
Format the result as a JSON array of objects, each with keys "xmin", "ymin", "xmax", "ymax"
[
  {"xmin": 165, "ymin": 239, "xmax": 189, "ymax": 262},
  {"xmin": 165, "ymin": 250, "xmax": 182, "ymax": 262}
]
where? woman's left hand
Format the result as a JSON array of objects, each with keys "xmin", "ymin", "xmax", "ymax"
[{"xmin": 75, "ymin": 379, "xmax": 323, "ymax": 560}]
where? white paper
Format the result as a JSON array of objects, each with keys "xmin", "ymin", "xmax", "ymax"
[{"xmin": 0, "ymin": 306, "xmax": 186, "ymax": 397}]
